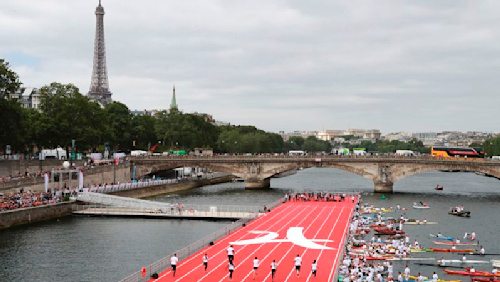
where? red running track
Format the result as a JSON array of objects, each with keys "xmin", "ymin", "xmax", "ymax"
[{"xmin": 150, "ymin": 199, "xmax": 356, "ymax": 282}]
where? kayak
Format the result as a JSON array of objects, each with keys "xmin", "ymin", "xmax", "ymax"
[
  {"xmin": 442, "ymin": 259, "xmax": 489, "ymax": 264},
  {"xmin": 387, "ymin": 257, "xmax": 436, "ymax": 261},
  {"xmin": 444, "ymin": 270, "xmax": 499, "ymax": 277},
  {"xmin": 374, "ymin": 227, "xmax": 405, "ymax": 235},
  {"xmin": 430, "ymin": 234, "xmax": 454, "ymax": 241},
  {"xmin": 429, "ymin": 247, "xmax": 476, "ymax": 253},
  {"xmin": 413, "ymin": 205, "xmax": 430, "ymax": 209},
  {"xmin": 411, "ymin": 248, "xmax": 434, "ymax": 253},
  {"xmin": 409, "ymin": 275, "xmax": 462, "ymax": 282},
  {"xmin": 434, "ymin": 241, "xmax": 478, "ymax": 246},
  {"xmin": 370, "ymin": 223, "xmax": 387, "ymax": 227},
  {"xmin": 406, "ymin": 222, "xmax": 438, "ymax": 225},
  {"xmin": 472, "ymin": 278, "xmax": 500, "ymax": 282}
]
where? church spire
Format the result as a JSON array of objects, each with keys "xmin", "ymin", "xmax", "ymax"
[{"xmin": 170, "ymin": 84, "xmax": 178, "ymax": 110}]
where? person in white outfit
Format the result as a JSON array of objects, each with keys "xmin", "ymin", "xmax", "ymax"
[{"xmin": 294, "ymin": 254, "xmax": 302, "ymax": 278}]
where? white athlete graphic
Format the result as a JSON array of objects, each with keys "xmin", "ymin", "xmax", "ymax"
[{"xmin": 230, "ymin": 227, "xmax": 335, "ymax": 250}]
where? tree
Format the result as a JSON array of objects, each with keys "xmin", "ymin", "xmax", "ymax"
[
  {"xmin": 104, "ymin": 102, "xmax": 133, "ymax": 151},
  {"xmin": 0, "ymin": 59, "xmax": 21, "ymax": 99},
  {"xmin": 483, "ymin": 137, "xmax": 500, "ymax": 156},
  {"xmin": 0, "ymin": 99, "xmax": 26, "ymax": 152},
  {"xmin": 39, "ymin": 82, "xmax": 107, "ymax": 153},
  {"xmin": 132, "ymin": 115, "xmax": 158, "ymax": 150}
]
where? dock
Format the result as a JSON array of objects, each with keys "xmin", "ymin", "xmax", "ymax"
[
  {"xmin": 126, "ymin": 198, "xmax": 357, "ymax": 282},
  {"xmin": 72, "ymin": 206, "xmax": 261, "ymax": 220}
]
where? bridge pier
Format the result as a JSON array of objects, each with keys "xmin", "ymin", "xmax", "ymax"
[
  {"xmin": 245, "ymin": 178, "xmax": 271, "ymax": 189},
  {"xmin": 374, "ymin": 182, "xmax": 393, "ymax": 193}
]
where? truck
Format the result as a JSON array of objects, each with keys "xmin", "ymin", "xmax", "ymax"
[
  {"xmin": 39, "ymin": 148, "xmax": 67, "ymax": 160},
  {"xmin": 395, "ymin": 150, "xmax": 414, "ymax": 156}
]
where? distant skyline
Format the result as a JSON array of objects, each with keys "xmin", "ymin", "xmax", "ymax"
[{"xmin": 1, "ymin": 0, "xmax": 499, "ymax": 134}]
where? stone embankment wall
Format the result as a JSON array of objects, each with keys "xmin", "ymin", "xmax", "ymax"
[
  {"xmin": 0, "ymin": 202, "xmax": 75, "ymax": 229},
  {"xmin": 0, "ymin": 164, "xmax": 131, "ymax": 193},
  {"xmin": 0, "ymin": 159, "xmax": 86, "ymax": 178}
]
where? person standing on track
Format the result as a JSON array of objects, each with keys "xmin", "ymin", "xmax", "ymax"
[
  {"xmin": 170, "ymin": 253, "xmax": 178, "ymax": 277},
  {"xmin": 225, "ymin": 260, "xmax": 235, "ymax": 281},
  {"xmin": 203, "ymin": 253, "xmax": 208, "ymax": 271},
  {"xmin": 294, "ymin": 254, "xmax": 302, "ymax": 278},
  {"xmin": 271, "ymin": 260, "xmax": 277, "ymax": 281},
  {"xmin": 311, "ymin": 260, "xmax": 317, "ymax": 278},
  {"xmin": 227, "ymin": 245, "xmax": 235, "ymax": 262},
  {"xmin": 253, "ymin": 256, "xmax": 259, "ymax": 279}
]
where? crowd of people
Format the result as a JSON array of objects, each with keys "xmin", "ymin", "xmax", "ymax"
[
  {"xmin": 283, "ymin": 192, "xmax": 357, "ymax": 203},
  {"xmin": 0, "ymin": 188, "xmax": 70, "ymax": 211},
  {"xmin": 340, "ymin": 201, "xmax": 494, "ymax": 282}
]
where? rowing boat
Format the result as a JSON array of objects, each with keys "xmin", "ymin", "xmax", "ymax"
[
  {"xmin": 374, "ymin": 227, "xmax": 405, "ymax": 235},
  {"xmin": 413, "ymin": 205, "xmax": 430, "ymax": 209},
  {"xmin": 442, "ymin": 259, "xmax": 489, "ymax": 264},
  {"xmin": 411, "ymin": 248, "xmax": 434, "ymax": 253},
  {"xmin": 406, "ymin": 222, "xmax": 438, "ymax": 225},
  {"xmin": 434, "ymin": 241, "xmax": 478, "ymax": 246},
  {"xmin": 430, "ymin": 234, "xmax": 454, "ymax": 240},
  {"xmin": 409, "ymin": 275, "xmax": 461, "ymax": 282},
  {"xmin": 471, "ymin": 278, "xmax": 500, "ymax": 282},
  {"xmin": 448, "ymin": 210, "xmax": 471, "ymax": 217},
  {"xmin": 429, "ymin": 247, "xmax": 475, "ymax": 253},
  {"xmin": 387, "ymin": 257, "xmax": 436, "ymax": 261},
  {"xmin": 444, "ymin": 269, "xmax": 499, "ymax": 277}
]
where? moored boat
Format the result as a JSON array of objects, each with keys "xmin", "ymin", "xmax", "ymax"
[
  {"xmin": 448, "ymin": 210, "xmax": 471, "ymax": 217},
  {"xmin": 430, "ymin": 234, "xmax": 454, "ymax": 241},
  {"xmin": 374, "ymin": 227, "xmax": 405, "ymax": 235},
  {"xmin": 429, "ymin": 247, "xmax": 475, "ymax": 253},
  {"xmin": 433, "ymin": 240, "xmax": 478, "ymax": 246},
  {"xmin": 444, "ymin": 269, "xmax": 499, "ymax": 277}
]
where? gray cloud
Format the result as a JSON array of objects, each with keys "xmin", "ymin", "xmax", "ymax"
[{"xmin": 1, "ymin": 0, "xmax": 499, "ymax": 134}]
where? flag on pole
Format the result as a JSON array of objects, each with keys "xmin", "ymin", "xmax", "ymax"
[
  {"xmin": 44, "ymin": 172, "xmax": 49, "ymax": 193},
  {"xmin": 78, "ymin": 170, "xmax": 84, "ymax": 189}
]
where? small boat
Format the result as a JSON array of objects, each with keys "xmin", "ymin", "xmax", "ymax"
[
  {"xmin": 410, "ymin": 248, "xmax": 434, "ymax": 252},
  {"xmin": 387, "ymin": 257, "xmax": 436, "ymax": 261},
  {"xmin": 444, "ymin": 269, "xmax": 499, "ymax": 277},
  {"xmin": 441, "ymin": 259, "xmax": 489, "ymax": 264},
  {"xmin": 409, "ymin": 275, "xmax": 462, "ymax": 282},
  {"xmin": 429, "ymin": 247, "xmax": 475, "ymax": 253},
  {"xmin": 433, "ymin": 241, "xmax": 478, "ymax": 246},
  {"xmin": 374, "ymin": 227, "xmax": 405, "ymax": 235},
  {"xmin": 448, "ymin": 210, "xmax": 471, "ymax": 217},
  {"xmin": 369, "ymin": 223, "xmax": 387, "ymax": 227},
  {"xmin": 472, "ymin": 278, "xmax": 500, "ymax": 282},
  {"xmin": 413, "ymin": 203, "xmax": 430, "ymax": 209},
  {"xmin": 435, "ymin": 185, "xmax": 444, "ymax": 190},
  {"xmin": 406, "ymin": 221, "xmax": 437, "ymax": 225},
  {"xmin": 430, "ymin": 234, "xmax": 454, "ymax": 241}
]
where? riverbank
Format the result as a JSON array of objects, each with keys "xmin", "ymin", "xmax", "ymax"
[
  {"xmin": 0, "ymin": 201, "xmax": 75, "ymax": 229},
  {"xmin": 0, "ymin": 174, "xmax": 235, "ymax": 229}
]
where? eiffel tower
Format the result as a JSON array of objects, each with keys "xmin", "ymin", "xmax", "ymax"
[{"xmin": 88, "ymin": 0, "xmax": 112, "ymax": 107}]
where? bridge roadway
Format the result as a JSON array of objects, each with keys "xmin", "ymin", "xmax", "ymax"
[
  {"xmin": 132, "ymin": 156, "xmax": 500, "ymax": 192},
  {"xmin": 148, "ymin": 198, "xmax": 356, "ymax": 282}
]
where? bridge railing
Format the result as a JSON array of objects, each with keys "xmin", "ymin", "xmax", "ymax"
[
  {"xmin": 131, "ymin": 154, "xmax": 494, "ymax": 163},
  {"xmin": 119, "ymin": 211, "xmax": 261, "ymax": 282}
]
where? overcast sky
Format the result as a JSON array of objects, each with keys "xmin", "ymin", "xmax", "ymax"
[{"xmin": 2, "ymin": 0, "xmax": 499, "ymax": 134}]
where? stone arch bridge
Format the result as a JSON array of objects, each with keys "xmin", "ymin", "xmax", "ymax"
[{"xmin": 131, "ymin": 156, "xmax": 500, "ymax": 192}]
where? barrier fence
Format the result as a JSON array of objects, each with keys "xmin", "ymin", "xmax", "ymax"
[
  {"xmin": 72, "ymin": 203, "xmax": 265, "ymax": 219},
  {"xmin": 119, "ymin": 214, "xmax": 260, "ymax": 282}
]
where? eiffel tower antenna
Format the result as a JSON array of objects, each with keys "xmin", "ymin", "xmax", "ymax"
[{"xmin": 88, "ymin": 0, "xmax": 112, "ymax": 107}]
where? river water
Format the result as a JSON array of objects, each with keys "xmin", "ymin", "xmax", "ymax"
[{"xmin": 1, "ymin": 168, "xmax": 499, "ymax": 282}]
